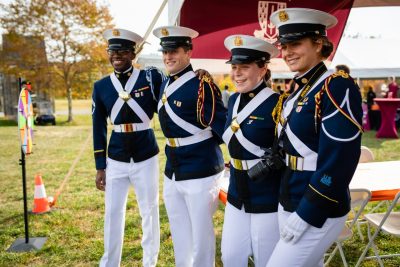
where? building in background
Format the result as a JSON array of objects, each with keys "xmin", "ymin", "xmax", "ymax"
[{"xmin": 0, "ymin": 33, "xmax": 51, "ymax": 119}]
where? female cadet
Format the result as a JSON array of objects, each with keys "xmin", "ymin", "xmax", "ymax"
[
  {"xmin": 265, "ymin": 8, "xmax": 364, "ymax": 267},
  {"xmin": 221, "ymin": 35, "xmax": 281, "ymax": 267}
]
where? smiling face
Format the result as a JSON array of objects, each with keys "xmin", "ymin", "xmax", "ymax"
[
  {"xmin": 230, "ymin": 62, "xmax": 267, "ymax": 93},
  {"xmin": 108, "ymin": 49, "xmax": 135, "ymax": 72},
  {"xmin": 280, "ymin": 38, "xmax": 323, "ymax": 76},
  {"xmin": 162, "ymin": 47, "xmax": 192, "ymax": 74}
]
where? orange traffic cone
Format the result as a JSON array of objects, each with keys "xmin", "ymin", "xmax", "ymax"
[{"xmin": 32, "ymin": 174, "xmax": 51, "ymax": 214}]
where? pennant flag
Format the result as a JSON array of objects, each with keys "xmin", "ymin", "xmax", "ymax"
[{"xmin": 178, "ymin": 0, "xmax": 354, "ymax": 59}]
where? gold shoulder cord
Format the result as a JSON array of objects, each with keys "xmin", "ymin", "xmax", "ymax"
[
  {"xmin": 197, "ymin": 76, "xmax": 216, "ymax": 127},
  {"xmin": 314, "ymin": 72, "xmax": 363, "ymax": 133},
  {"xmin": 272, "ymin": 93, "xmax": 290, "ymax": 134}
]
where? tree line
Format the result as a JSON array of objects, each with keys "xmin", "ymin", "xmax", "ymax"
[{"xmin": 0, "ymin": 0, "xmax": 114, "ymax": 122}]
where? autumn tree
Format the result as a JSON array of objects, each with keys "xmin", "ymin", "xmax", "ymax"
[
  {"xmin": 0, "ymin": 0, "xmax": 113, "ymax": 122},
  {"xmin": 0, "ymin": 31, "xmax": 50, "ymax": 96}
]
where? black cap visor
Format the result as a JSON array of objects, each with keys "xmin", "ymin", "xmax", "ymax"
[
  {"xmin": 159, "ymin": 37, "xmax": 192, "ymax": 52},
  {"xmin": 107, "ymin": 38, "xmax": 135, "ymax": 51},
  {"xmin": 276, "ymin": 23, "xmax": 326, "ymax": 44},
  {"xmin": 226, "ymin": 48, "xmax": 270, "ymax": 64},
  {"xmin": 276, "ymin": 31, "xmax": 326, "ymax": 44}
]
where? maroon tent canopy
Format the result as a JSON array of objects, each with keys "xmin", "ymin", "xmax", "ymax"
[{"xmin": 178, "ymin": 0, "xmax": 354, "ymax": 59}]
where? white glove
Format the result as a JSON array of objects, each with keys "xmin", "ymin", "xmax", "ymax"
[{"xmin": 281, "ymin": 212, "xmax": 310, "ymax": 244}]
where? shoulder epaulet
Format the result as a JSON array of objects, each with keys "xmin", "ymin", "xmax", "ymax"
[
  {"xmin": 197, "ymin": 75, "xmax": 219, "ymax": 127},
  {"xmin": 314, "ymin": 70, "xmax": 363, "ymax": 133},
  {"xmin": 145, "ymin": 66, "xmax": 166, "ymax": 81},
  {"xmin": 332, "ymin": 70, "xmax": 350, "ymax": 79}
]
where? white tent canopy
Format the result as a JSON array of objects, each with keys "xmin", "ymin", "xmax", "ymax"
[{"xmin": 330, "ymin": 37, "xmax": 400, "ymax": 78}]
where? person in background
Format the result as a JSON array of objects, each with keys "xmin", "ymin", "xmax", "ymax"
[
  {"xmin": 92, "ymin": 28, "xmax": 164, "ymax": 267},
  {"xmin": 222, "ymin": 85, "xmax": 231, "ymax": 108},
  {"xmin": 266, "ymin": 8, "xmax": 363, "ymax": 267},
  {"xmin": 366, "ymin": 85, "xmax": 376, "ymax": 110},
  {"xmin": 153, "ymin": 25, "xmax": 227, "ymax": 267},
  {"xmin": 335, "ymin": 64, "xmax": 350, "ymax": 75},
  {"xmin": 221, "ymin": 34, "xmax": 281, "ymax": 267},
  {"xmin": 387, "ymin": 76, "xmax": 399, "ymax": 98},
  {"xmin": 366, "ymin": 85, "xmax": 379, "ymax": 130}
]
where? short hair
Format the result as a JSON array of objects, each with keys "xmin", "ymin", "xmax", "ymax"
[
  {"xmin": 335, "ymin": 64, "xmax": 350, "ymax": 74},
  {"xmin": 310, "ymin": 36, "xmax": 334, "ymax": 59}
]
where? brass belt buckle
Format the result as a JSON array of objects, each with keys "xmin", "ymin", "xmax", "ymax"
[
  {"xmin": 168, "ymin": 138, "xmax": 177, "ymax": 147},
  {"xmin": 288, "ymin": 155, "xmax": 296, "ymax": 171},
  {"xmin": 232, "ymin": 159, "xmax": 243, "ymax": 170},
  {"xmin": 123, "ymin": 124, "xmax": 133, "ymax": 132}
]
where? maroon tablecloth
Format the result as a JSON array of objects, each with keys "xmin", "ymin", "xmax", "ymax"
[{"xmin": 374, "ymin": 98, "xmax": 400, "ymax": 138}]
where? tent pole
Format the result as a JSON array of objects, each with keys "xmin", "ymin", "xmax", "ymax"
[{"xmin": 134, "ymin": 0, "xmax": 168, "ymax": 62}]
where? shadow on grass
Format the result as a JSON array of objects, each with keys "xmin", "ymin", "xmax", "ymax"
[{"xmin": 0, "ymin": 118, "xmax": 17, "ymax": 126}]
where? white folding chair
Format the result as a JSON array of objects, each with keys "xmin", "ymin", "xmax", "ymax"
[
  {"xmin": 355, "ymin": 191, "xmax": 400, "ymax": 267},
  {"xmin": 359, "ymin": 146, "xmax": 374, "ymax": 163},
  {"xmin": 355, "ymin": 146, "xmax": 377, "ymax": 239},
  {"xmin": 324, "ymin": 188, "xmax": 371, "ymax": 267}
]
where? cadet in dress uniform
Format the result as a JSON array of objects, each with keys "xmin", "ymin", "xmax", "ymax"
[
  {"xmin": 92, "ymin": 28, "xmax": 164, "ymax": 267},
  {"xmin": 220, "ymin": 35, "xmax": 281, "ymax": 267},
  {"xmin": 265, "ymin": 9, "xmax": 364, "ymax": 267},
  {"xmin": 153, "ymin": 26, "xmax": 227, "ymax": 267}
]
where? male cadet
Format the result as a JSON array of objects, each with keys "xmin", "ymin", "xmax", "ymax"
[
  {"xmin": 92, "ymin": 28, "xmax": 164, "ymax": 267},
  {"xmin": 153, "ymin": 26, "xmax": 227, "ymax": 267}
]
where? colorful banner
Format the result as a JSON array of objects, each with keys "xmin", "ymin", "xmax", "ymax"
[
  {"xmin": 18, "ymin": 88, "xmax": 34, "ymax": 155},
  {"xmin": 179, "ymin": 0, "xmax": 354, "ymax": 59}
]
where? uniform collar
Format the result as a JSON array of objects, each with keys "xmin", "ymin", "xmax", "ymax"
[
  {"xmin": 114, "ymin": 66, "xmax": 133, "ymax": 79},
  {"xmin": 293, "ymin": 62, "xmax": 326, "ymax": 87},
  {"xmin": 239, "ymin": 80, "xmax": 265, "ymax": 110},
  {"xmin": 169, "ymin": 64, "xmax": 193, "ymax": 81}
]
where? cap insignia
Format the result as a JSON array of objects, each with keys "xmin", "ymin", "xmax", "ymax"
[
  {"xmin": 279, "ymin": 10, "xmax": 289, "ymax": 22},
  {"xmin": 161, "ymin": 28, "xmax": 169, "ymax": 37},
  {"xmin": 234, "ymin": 36, "xmax": 243, "ymax": 46},
  {"xmin": 112, "ymin": 29, "xmax": 120, "ymax": 36}
]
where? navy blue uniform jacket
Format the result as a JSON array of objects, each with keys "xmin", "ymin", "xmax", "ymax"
[
  {"xmin": 158, "ymin": 65, "xmax": 227, "ymax": 181},
  {"xmin": 225, "ymin": 83, "xmax": 281, "ymax": 213},
  {"xmin": 92, "ymin": 67, "xmax": 164, "ymax": 170},
  {"xmin": 279, "ymin": 62, "xmax": 363, "ymax": 227}
]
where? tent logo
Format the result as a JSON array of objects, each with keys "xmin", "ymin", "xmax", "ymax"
[{"xmin": 254, "ymin": 1, "xmax": 287, "ymax": 43}]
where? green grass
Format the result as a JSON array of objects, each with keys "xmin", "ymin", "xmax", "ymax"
[
  {"xmin": 55, "ymin": 99, "xmax": 92, "ymax": 113},
  {"xmin": 1, "ymin": 101, "xmax": 400, "ymax": 266}
]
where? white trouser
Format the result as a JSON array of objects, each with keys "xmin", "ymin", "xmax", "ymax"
[
  {"xmin": 265, "ymin": 204, "xmax": 346, "ymax": 267},
  {"xmin": 221, "ymin": 203, "xmax": 279, "ymax": 267},
  {"xmin": 163, "ymin": 172, "xmax": 223, "ymax": 267},
  {"xmin": 100, "ymin": 156, "xmax": 160, "ymax": 267}
]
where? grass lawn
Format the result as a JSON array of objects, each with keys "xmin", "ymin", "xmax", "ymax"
[
  {"xmin": 55, "ymin": 99, "xmax": 92, "ymax": 114},
  {"xmin": 0, "ymin": 100, "xmax": 399, "ymax": 266}
]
